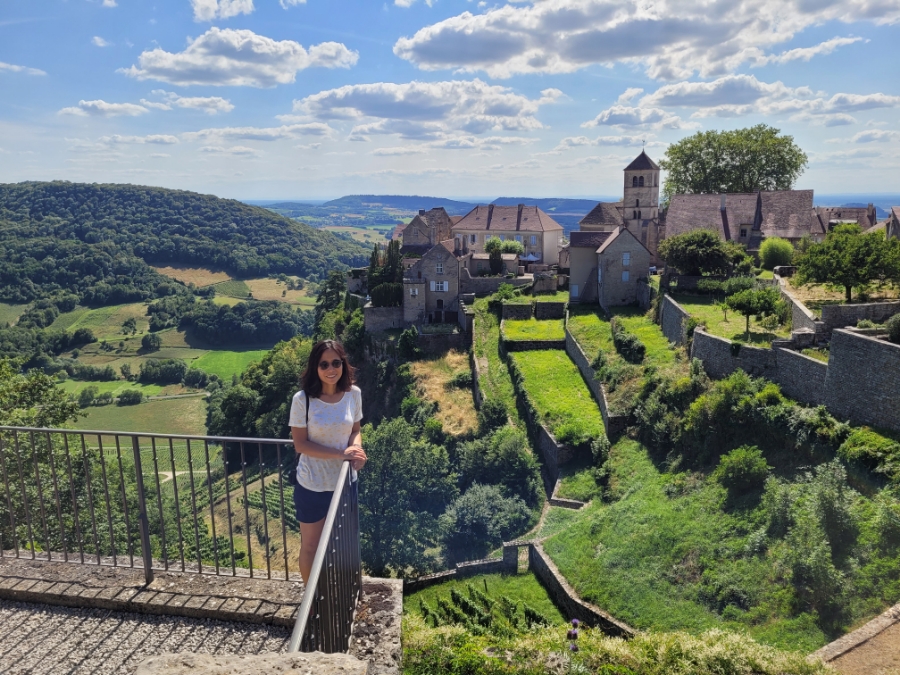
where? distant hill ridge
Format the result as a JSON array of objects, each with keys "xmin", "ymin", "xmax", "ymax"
[{"xmin": 0, "ymin": 181, "xmax": 370, "ymax": 304}]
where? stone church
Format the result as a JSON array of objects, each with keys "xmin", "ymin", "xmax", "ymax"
[{"xmin": 578, "ymin": 150, "xmax": 664, "ymax": 265}]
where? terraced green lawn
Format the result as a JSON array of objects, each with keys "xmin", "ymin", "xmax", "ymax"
[
  {"xmin": 509, "ymin": 350, "xmax": 605, "ymax": 444},
  {"xmin": 673, "ymin": 293, "xmax": 791, "ymax": 345},
  {"xmin": 502, "ymin": 319, "xmax": 565, "ymax": 341},
  {"xmin": 473, "ymin": 298, "xmax": 524, "ymax": 428}
]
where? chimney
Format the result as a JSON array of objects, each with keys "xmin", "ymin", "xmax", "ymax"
[
  {"xmin": 419, "ymin": 209, "xmax": 426, "ymax": 216},
  {"xmin": 720, "ymin": 194, "xmax": 726, "ymax": 211},
  {"xmin": 487, "ymin": 204, "xmax": 494, "ymax": 229},
  {"xmin": 517, "ymin": 204, "xmax": 524, "ymax": 230}
]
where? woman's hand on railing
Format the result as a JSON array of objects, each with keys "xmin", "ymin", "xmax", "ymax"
[{"xmin": 344, "ymin": 444, "xmax": 366, "ymax": 471}]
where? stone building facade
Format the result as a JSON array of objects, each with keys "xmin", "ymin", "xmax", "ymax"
[
  {"xmin": 451, "ymin": 204, "xmax": 563, "ymax": 265},
  {"xmin": 568, "ymin": 227, "xmax": 651, "ymax": 308},
  {"xmin": 403, "ymin": 240, "xmax": 460, "ymax": 324}
]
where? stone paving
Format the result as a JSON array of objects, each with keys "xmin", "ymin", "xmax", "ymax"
[{"xmin": 0, "ymin": 555, "xmax": 402, "ymax": 675}]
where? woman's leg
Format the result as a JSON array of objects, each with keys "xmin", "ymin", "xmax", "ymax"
[{"xmin": 298, "ymin": 517, "xmax": 326, "ymax": 584}]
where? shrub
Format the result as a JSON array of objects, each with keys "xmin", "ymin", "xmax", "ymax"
[
  {"xmin": 447, "ymin": 371, "xmax": 473, "ymax": 389},
  {"xmin": 494, "ymin": 283, "xmax": 517, "ymax": 301},
  {"xmin": 182, "ymin": 368, "xmax": 210, "ymax": 388},
  {"xmin": 887, "ymin": 313, "xmax": 900, "ymax": 344},
  {"xmin": 117, "ymin": 389, "xmax": 143, "ymax": 405},
  {"xmin": 837, "ymin": 427, "xmax": 900, "ymax": 480},
  {"xmin": 398, "ymin": 327, "xmax": 419, "ymax": 359},
  {"xmin": 369, "ymin": 282, "xmax": 403, "ymax": 308},
  {"xmin": 722, "ymin": 276, "xmax": 757, "ymax": 296},
  {"xmin": 141, "ymin": 332, "xmax": 162, "ymax": 351},
  {"xmin": 713, "ymin": 445, "xmax": 770, "ymax": 495},
  {"xmin": 610, "ymin": 318, "xmax": 645, "ymax": 363},
  {"xmin": 140, "ymin": 358, "xmax": 187, "ymax": 384},
  {"xmin": 759, "ymin": 237, "xmax": 794, "ymax": 269},
  {"xmin": 477, "ymin": 398, "xmax": 508, "ymax": 433},
  {"xmin": 696, "ymin": 279, "xmax": 722, "ymax": 295}
]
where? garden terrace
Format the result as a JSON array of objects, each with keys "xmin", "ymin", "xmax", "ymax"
[
  {"xmin": 567, "ymin": 305, "xmax": 688, "ymax": 416},
  {"xmin": 507, "ymin": 350, "xmax": 605, "ymax": 447},
  {"xmin": 672, "ymin": 293, "xmax": 792, "ymax": 345},
  {"xmin": 786, "ymin": 277, "xmax": 900, "ymax": 317},
  {"xmin": 502, "ymin": 319, "xmax": 565, "ymax": 342},
  {"xmin": 472, "ymin": 298, "xmax": 526, "ymax": 429}
]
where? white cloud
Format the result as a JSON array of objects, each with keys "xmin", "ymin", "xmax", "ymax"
[
  {"xmin": 92, "ymin": 36, "xmax": 111, "ymax": 47},
  {"xmin": 183, "ymin": 123, "xmax": 333, "ymax": 142},
  {"xmin": 99, "ymin": 134, "xmax": 180, "ymax": 145},
  {"xmin": 615, "ymin": 88, "xmax": 643, "ymax": 105},
  {"xmin": 59, "ymin": 100, "xmax": 149, "ymax": 117},
  {"xmin": 848, "ymin": 129, "xmax": 900, "ymax": 143},
  {"xmin": 295, "ymin": 80, "xmax": 561, "ymax": 141},
  {"xmin": 143, "ymin": 90, "xmax": 234, "ymax": 114},
  {"xmin": 0, "ymin": 61, "xmax": 46, "ymax": 76},
  {"xmin": 393, "ymin": 1, "xmax": 900, "ymax": 80},
  {"xmin": 191, "ymin": 0, "xmax": 254, "ymax": 22},
  {"xmin": 102, "ymin": 0, "xmax": 117, "ymax": 6},
  {"xmin": 121, "ymin": 28, "xmax": 358, "ymax": 87},
  {"xmin": 582, "ymin": 105, "xmax": 691, "ymax": 130},
  {"xmin": 630, "ymin": 75, "xmax": 900, "ymax": 122},
  {"xmin": 373, "ymin": 146, "xmax": 427, "ymax": 156},
  {"xmin": 554, "ymin": 134, "xmax": 661, "ymax": 151},
  {"xmin": 280, "ymin": 0, "xmax": 306, "ymax": 6},
  {"xmin": 395, "ymin": 0, "xmax": 435, "ymax": 6},
  {"xmin": 199, "ymin": 145, "xmax": 260, "ymax": 156},
  {"xmin": 757, "ymin": 36, "xmax": 866, "ymax": 66}
]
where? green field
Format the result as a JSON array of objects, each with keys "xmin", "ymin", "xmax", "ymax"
[
  {"xmin": 193, "ymin": 349, "xmax": 268, "ymax": 379},
  {"xmin": 211, "ymin": 279, "xmax": 252, "ymax": 298},
  {"xmin": 673, "ymin": 293, "xmax": 791, "ymax": 345},
  {"xmin": 50, "ymin": 303, "xmax": 151, "ymax": 340},
  {"xmin": 74, "ymin": 396, "xmax": 208, "ymax": 436},
  {"xmin": 502, "ymin": 318, "xmax": 565, "ymax": 341},
  {"xmin": 509, "ymin": 350, "xmax": 605, "ymax": 444},
  {"xmin": 0, "ymin": 302, "xmax": 27, "ymax": 326},
  {"xmin": 58, "ymin": 378, "xmax": 170, "ymax": 398},
  {"xmin": 405, "ymin": 571, "xmax": 566, "ymax": 627}
]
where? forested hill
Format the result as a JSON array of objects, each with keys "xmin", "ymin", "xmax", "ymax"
[
  {"xmin": 322, "ymin": 194, "xmax": 477, "ymax": 214},
  {"xmin": 0, "ymin": 181, "xmax": 370, "ymax": 304}
]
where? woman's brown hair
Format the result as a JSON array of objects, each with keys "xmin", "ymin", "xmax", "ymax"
[{"xmin": 300, "ymin": 340, "xmax": 355, "ymax": 399}]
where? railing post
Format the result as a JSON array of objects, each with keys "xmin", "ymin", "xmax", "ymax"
[{"xmin": 131, "ymin": 436, "xmax": 155, "ymax": 584}]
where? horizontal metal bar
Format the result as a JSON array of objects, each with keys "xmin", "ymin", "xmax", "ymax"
[{"xmin": 0, "ymin": 426, "xmax": 291, "ymax": 446}]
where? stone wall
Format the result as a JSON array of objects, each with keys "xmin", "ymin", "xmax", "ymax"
[
  {"xmin": 658, "ymin": 294, "xmax": 691, "ymax": 346},
  {"xmin": 503, "ymin": 337, "xmax": 567, "ymax": 351},
  {"xmin": 470, "ymin": 349, "xmax": 484, "ymax": 409},
  {"xmin": 774, "ymin": 348, "xmax": 828, "ymax": 406},
  {"xmin": 527, "ymin": 543, "xmax": 634, "ymax": 637},
  {"xmin": 457, "ymin": 301, "xmax": 475, "ymax": 334},
  {"xmin": 825, "ymin": 329, "xmax": 900, "ymax": 433},
  {"xmin": 690, "ymin": 329, "xmax": 779, "ymax": 380},
  {"xmin": 502, "ymin": 302, "xmax": 534, "ymax": 320},
  {"xmin": 535, "ymin": 301, "xmax": 567, "ymax": 319},
  {"xmin": 776, "ymin": 276, "xmax": 821, "ymax": 335},
  {"xmin": 564, "ymin": 326, "xmax": 628, "ymax": 437},
  {"xmin": 418, "ymin": 331, "xmax": 468, "ymax": 355},
  {"xmin": 459, "ymin": 268, "xmax": 532, "ymax": 295},
  {"xmin": 363, "ymin": 306, "xmax": 404, "ymax": 333},
  {"xmin": 821, "ymin": 301, "xmax": 900, "ymax": 333}
]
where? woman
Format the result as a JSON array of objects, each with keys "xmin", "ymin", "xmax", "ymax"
[{"xmin": 289, "ymin": 339, "xmax": 366, "ymax": 583}]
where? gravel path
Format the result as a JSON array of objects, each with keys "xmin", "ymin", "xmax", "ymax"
[{"xmin": 0, "ymin": 599, "xmax": 290, "ymax": 674}]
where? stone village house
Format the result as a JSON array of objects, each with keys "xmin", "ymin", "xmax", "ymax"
[{"xmin": 568, "ymin": 228, "xmax": 652, "ymax": 309}]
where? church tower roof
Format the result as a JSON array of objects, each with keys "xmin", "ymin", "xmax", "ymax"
[{"xmin": 624, "ymin": 150, "xmax": 659, "ymax": 172}]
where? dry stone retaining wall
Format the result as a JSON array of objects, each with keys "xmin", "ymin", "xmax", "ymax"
[
  {"xmin": 658, "ymin": 294, "xmax": 691, "ymax": 346},
  {"xmin": 502, "ymin": 303, "xmax": 534, "ymax": 320},
  {"xmin": 363, "ymin": 306, "xmax": 404, "ymax": 333},
  {"xmin": 691, "ymin": 330, "xmax": 779, "ymax": 380},
  {"xmin": 821, "ymin": 301, "xmax": 900, "ymax": 333},
  {"xmin": 564, "ymin": 326, "xmax": 628, "ymax": 436},
  {"xmin": 535, "ymin": 301, "xmax": 567, "ymax": 320},
  {"xmin": 773, "ymin": 348, "xmax": 828, "ymax": 406},
  {"xmin": 825, "ymin": 329, "xmax": 900, "ymax": 433},
  {"xmin": 460, "ymin": 269, "xmax": 532, "ymax": 295}
]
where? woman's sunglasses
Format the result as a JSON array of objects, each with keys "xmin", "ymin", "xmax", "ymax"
[{"xmin": 318, "ymin": 359, "xmax": 343, "ymax": 371}]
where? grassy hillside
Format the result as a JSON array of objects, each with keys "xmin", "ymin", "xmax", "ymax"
[{"xmin": 0, "ymin": 181, "xmax": 369, "ymax": 303}]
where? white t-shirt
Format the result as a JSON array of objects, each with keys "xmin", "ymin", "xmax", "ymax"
[{"xmin": 289, "ymin": 386, "xmax": 363, "ymax": 492}]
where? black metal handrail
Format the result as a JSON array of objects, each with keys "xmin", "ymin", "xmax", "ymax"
[{"xmin": 288, "ymin": 460, "xmax": 361, "ymax": 654}]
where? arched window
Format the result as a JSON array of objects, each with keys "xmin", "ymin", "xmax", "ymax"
[
  {"xmin": 635, "ymin": 199, "xmax": 640, "ymax": 207},
  {"xmin": 638, "ymin": 210, "xmax": 642, "ymax": 219},
  {"xmin": 632, "ymin": 176, "xmax": 638, "ymax": 187},
  {"xmin": 639, "ymin": 176, "xmax": 645, "ymax": 187},
  {"xmin": 633, "ymin": 210, "xmax": 637, "ymax": 219}
]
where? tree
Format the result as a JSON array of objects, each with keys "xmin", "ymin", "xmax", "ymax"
[
  {"xmin": 759, "ymin": 238, "xmax": 794, "ymax": 270},
  {"xmin": 77, "ymin": 386, "xmax": 98, "ymax": 408},
  {"xmin": 121, "ymin": 317, "xmax": 137, "ymax": 335},
  {"xmin": 485, "ymin": 237, "xmax": 504, "ymax": 275},
  {"xmin": 725, "ymin": 287, "xmax": 780, "ymax": 339},
  {"xmin": 658, "ymin": 230, "xmax": 730, "ymax": 276},
  {"xmin": 116, "ymin": 389, "xmax": 143, "ymax": 406},
  {"xmin": 0, "ymin": 358, "xmax": 80, "ymax": 427},
  {"xmin": 501, "ymin": 240, "xmax": 524, "ymax": 256},
  {"xmin": 660, "ymin": 125, "xmax": 808, "ymax": 203},
  {"xmin": 314, "ymin": 270, "xmax": 347, "ymax": 335},
  {"xmin": 141, "ymin": 332, "xmax": 162, "ymax": 352},
  {"xmin": 796, "ymin": 225, "xmax": 900, "ymax": 302},
  {"xmin": 359, "ymin": 417, "xmax": 458, "ymax": 576}
]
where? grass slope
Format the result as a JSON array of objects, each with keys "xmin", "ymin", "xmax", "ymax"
[
  {"xmin": 193, "ymin": 349, "xmax": 269, "ymax": 380},
  {"xmin": 51, "ymin": 303, "xmax": 151, "ymax": 340},
  {"xmin": 409, "ymin": 350, "xmax": 478, "ymax": 437},
  {"xmin": 508, "ymin": 350, "xmax": 605, "ymax": 443},
  {"xmin": 503, "ymin": 319, "xmax": 565, "ymax": 341},
  {"xmin": 74, "ymin": 396, "xmax": 208, "ymax": 436},
  {"xmin": 673, "ymin": 294, "xmax": 791, "ymax": 344},
  {"xmin": 472, "ymin": 299, "xmax": 524, "ymax": 428},
  {"xmin": 0, "ymin": 302, "xmax": 27, "ymax": 326}
]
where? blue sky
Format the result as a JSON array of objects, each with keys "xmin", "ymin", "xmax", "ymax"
[{"xmin": 1, "ymin": 0, "xmax": 899, "ymax": 200}]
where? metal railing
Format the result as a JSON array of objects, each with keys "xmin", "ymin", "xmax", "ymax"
[
  {"xmin": 288, "ymin": 461, "xmax": 361, "ymax": 654},
  {"xmin": 0, "ymin": 426, "xmax": 362, "ymax": 652}
]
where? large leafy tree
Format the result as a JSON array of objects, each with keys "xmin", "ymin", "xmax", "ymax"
[
  {"xmin": 658, "ymin": 229, "xmax": 731, "ymax": 276},
  {"xmin": 725, "ymin": 287, "xmax": 781, "ymax": 339},
  {"xmin": 359, "ymin": 417, "xmax": 458, "ymax": 576},
  {"xmin": 796, "ymin": 225, "xmax": 900, "ymax": 301},
  {"xmin": 660, "ymin": 125, "xmax": 808, "ymax": 203},
  {"xmin": 485, "ymin": 236, "xmax": 504, "ymax": 274}
]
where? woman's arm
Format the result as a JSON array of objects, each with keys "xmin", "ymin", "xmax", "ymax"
[
  {"xmin": 291, "ymin": 426, "xmax": 366, "ymax": 463},
  {"xmin": 345, "ymin": 421, "xmax": 366, "ymax": 471}
]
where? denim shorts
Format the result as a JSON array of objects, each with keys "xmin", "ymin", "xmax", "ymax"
[{"xmin": 293, "ymin": 483, "xmax": 334, "ymax": 524}]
